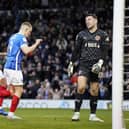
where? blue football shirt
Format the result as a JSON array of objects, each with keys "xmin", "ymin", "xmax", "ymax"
[{"xmin": 4, "ymin": 33, "xmax": 28, "ymax": 70}]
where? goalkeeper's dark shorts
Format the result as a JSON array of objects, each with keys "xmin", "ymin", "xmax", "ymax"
[{"xmin": 78, "ymin": 60, "xmax": 99, "ymax": 82}]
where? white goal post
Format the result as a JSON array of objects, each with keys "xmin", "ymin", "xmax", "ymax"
[{"xmin": 112, "ymin": 0, "xmax": 125, "ymax": 129}]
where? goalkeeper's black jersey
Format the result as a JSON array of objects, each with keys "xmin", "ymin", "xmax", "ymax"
[{"xmin": 71, "ymin": 29, "xmax": 109, "ymax": 63}]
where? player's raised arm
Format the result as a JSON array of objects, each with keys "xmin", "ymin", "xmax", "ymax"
[
  {"xmin": 21, "ymin": 39, "xmax": 43, "ymax": 55},
  {"xmin": 17, "ymin": 22, "xmax": 43, "ymax": 55}
]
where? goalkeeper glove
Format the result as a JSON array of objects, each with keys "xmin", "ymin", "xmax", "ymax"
[
  {"xmin": 91, "ymin": 59, "xmax": 104, "ymax": 74},
  {"xmin": 68, "ymin": 61, "xmax": 74, "ymax": 77}
]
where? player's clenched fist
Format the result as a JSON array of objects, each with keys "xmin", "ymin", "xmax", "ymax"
[{"xmin": 35, "ymin": 39, "xmax": 43, "ymax": 45}]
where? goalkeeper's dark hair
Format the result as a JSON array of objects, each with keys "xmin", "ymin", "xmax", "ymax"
[{"xmin": 85, "ymin": 13, "xmax": 98, "ymax": 19}]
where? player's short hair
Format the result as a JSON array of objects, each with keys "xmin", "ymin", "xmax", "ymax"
[
  {"xmin": 21, "ymin": 22, "xmax": 32, "ymax": 27},
  {"xmin": 85, "ymin": 13, "xmax": 98, "ymax": 19},
  {"xmin": 20, "ymin": 22, "xmax": 32, "ymax": 30}
]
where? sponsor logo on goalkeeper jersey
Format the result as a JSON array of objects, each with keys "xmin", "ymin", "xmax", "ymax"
[{"xmin": 85, "ymin": 42, "xmax": 100, "ymax": 48}]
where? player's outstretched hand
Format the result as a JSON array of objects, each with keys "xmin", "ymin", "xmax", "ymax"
[
  {"xmin": 68, "ymin": 61, "xmax": 74, "ymax": 77},
  {"xmin": 91, "ymin": 59, "xmax": 104, "ymax": 74}
]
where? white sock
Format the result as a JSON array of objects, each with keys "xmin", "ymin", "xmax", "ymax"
[
  {"xmin": 90, "ymin": 113, "xmax": 96, "ymax": 117},
  {"xmin": 8, "ymin": 112, "xmax": 14, "ymax": 116}
]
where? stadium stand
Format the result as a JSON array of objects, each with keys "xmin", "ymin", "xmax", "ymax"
[{"xmin": 0, "ymin": 0, "xmax": 115, "ymax": 100}]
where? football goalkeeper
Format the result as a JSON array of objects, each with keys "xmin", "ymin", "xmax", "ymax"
[{"xmin": 68, "ymin": 13, "xmax": 109, "ymax": 122}]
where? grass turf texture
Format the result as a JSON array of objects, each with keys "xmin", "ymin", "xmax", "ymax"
[{"xmin": 0, "ymin": 109, "xmax": 129, "ymax": 129}]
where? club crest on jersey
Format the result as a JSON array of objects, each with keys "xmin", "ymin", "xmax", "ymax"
[{"xmin": 95, "ymin": 35, "xmax": 101, "ymax": 41}]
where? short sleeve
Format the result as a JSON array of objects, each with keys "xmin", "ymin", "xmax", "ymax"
[{"xmin": 20, "ymin": 37, "xmax": 28, "ymax": 48}]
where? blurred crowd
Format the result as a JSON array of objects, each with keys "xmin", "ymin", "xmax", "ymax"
[{"xmin": 0, "ymin": 0, "xmax": 123, "ymax": 100}]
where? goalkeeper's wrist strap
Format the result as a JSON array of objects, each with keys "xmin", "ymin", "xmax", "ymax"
[
  {"xmin": 98, "ymin": 59, "xmax": 104, "ymax": 67},
  {"xmin": 70, "ymin": 61, "xmax": 73, "ymax": 65}
]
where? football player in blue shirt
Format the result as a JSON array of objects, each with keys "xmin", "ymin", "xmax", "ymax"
[{"xmin": 3, "ymin": 22, "xmax": 43, "ymax": 119}]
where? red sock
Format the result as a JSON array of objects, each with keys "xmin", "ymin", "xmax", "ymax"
[
  {"xmin": 10, "ymin": 95, "xmax": 20, "ymax": 112},
  {"xmin": 0, "ymin": 86, "xmax": 5, "ymax": 107},
  {"xmin": 0, "ymin": 86, "xmax": 11, "ymax": 97},
  {"xmin": 0, "ymin": 86, "xmax": 6, "ymax": 90},
  {"xmin": 0, "ymin": 97, "xmax": 4, "ymax": 106}
]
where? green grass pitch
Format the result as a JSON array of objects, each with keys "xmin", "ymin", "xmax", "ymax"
[{"xmin": 0, "ymin": 109, "xmax": 129, "ymax": 129}]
